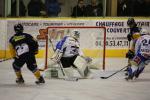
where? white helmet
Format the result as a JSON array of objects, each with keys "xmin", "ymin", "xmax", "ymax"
[
  {"xmin": 70, "ymin": 30, "xmax": 80, "ymax": 39},
  {"xmin": 140, "ymin": 29, "xmax": 149, "ymax": 35}
]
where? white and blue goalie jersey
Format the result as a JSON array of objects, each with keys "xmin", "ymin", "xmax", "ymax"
[{"xmin": 56, "ymin": 36, "xmax": 83, "ymax": 57}]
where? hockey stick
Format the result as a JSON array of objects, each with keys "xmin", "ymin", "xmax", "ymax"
[
  {"xmin": 0, "ymin": 58, "xmax": 12, "ymax": 62},
  {"xmin": 124, "ymin": 41, "xmax": 131, "ymax": 72},
  {"xmin": 100, "ymin": 39, "xmax": 132, "ymax": 79},
  {"xmin": 100, "ymin": 65, "xmax": 128, "ymax": 79}
]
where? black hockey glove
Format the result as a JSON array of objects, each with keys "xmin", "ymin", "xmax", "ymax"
[
  {"xmin": 127, "ymin": 34, "xmax": 132, "ymax": 41},
  {"xmin": 126, "ymin": 50, "xmax": 135, "ymax": 59}
]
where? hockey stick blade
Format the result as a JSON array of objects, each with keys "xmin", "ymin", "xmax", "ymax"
[
  {"xmin": 100, "ymin": 65, "xmax": 128, "ymax": 79},
  {"xmin": 0, "ymin": 58, "xmax": 12, "ymax": 62},
  {"xmin": 100, "ymin": 76, "xmax": 108, "ymax": 79}
]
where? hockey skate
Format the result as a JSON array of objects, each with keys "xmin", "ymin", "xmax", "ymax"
[
  {"xmin": 16, "ymin": 76, "xmax": 25, "ymax": 84},
  {"xmin": 125, "ymin": 67, "xmax": 135, "ymax": 81},
  {"xmin": 124, "ymin": 64, "xmax": 131, "ymax": 76},
  {"xmin": 134, "ymin": 66, "xmax": 145, "ymax": 78},
  {"xmin": 35, "ymin": 76, "xmax": 45, "ymax": 84},
  {"xmin": 125, "ymin": 73, "xmax": 134, "ymax": 81}
]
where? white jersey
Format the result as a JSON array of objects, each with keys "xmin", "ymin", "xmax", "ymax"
[
  {"xmin": 135, "ymin": 35, "xmax": 150, "ymax": 56},
  {"xmin": 56, "ymin": 36, "xmax": 83, "ymax": 57}
]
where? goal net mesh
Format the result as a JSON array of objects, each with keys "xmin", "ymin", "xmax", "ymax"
[{"xmin": 37, "ymin": 26, "xmax": 106, "ymax": 70}]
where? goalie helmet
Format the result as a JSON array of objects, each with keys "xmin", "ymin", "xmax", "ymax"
[
  {"xmin": 14, "ymin": 24, "xmax": 24, "ymax": 34},
  {"xmin": 70, "ymin": 30, "xmax": 80, "ymax": 40},
  {"xmin": 127, "ymin": 18, "xmax": 136, "ymax": 27}
]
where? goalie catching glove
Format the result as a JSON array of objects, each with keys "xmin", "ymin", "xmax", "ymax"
[{"xmin": 126, "ymin": 50, "xmax": 135, "ymax": 59}]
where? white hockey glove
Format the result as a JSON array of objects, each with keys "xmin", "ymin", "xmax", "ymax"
[{"xmin": 51, "ymin": 49, "xmax": 63, "ymax": 63}]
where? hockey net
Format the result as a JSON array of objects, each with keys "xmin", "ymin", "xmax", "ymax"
[{"xmin": 37, "ymin": 26, "xmax": 106, "ymax": 71}]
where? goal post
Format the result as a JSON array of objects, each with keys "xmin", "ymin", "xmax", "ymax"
[{"xmin": 38, "ymin": 26, "xmax": 106, "ymax": 71}]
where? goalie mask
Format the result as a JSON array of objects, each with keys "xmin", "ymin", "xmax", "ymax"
[
  {"xmin": 70, "ymin": 30, "xmax": 80, "ymax": 40},
  {"xmin": 14, "ymin": 24, "xmax": 24, "ymax": 34}
]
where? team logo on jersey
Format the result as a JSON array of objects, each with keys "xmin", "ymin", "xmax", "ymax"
[{"xmin": 13, "ymin": 35, "xmax": 25, "ymax": 42}]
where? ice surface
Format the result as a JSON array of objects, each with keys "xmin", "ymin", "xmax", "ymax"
[{"xmin": 0, "ymin": 58, "xmax": 150, "ymax": 100}]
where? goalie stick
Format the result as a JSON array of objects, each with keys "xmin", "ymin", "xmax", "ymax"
[
  {"xmin": 47, "ymin": 34, "xmax": 65, "ymax": 76},
  {"xmin": 100, "ymin": 65, "xmax": 128, "ymax": 79}
]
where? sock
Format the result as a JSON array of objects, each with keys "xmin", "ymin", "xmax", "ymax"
[
  {"xmin": 33, "ymin": 69, "xmax": 41, "ymax": 79},
  {"xmin": 15, "ymin": 71, "xmax": 22, "ymax": 79},
  {"xmin": 131, "ymin": 65, "xmax": 138, "ymax": 72}
]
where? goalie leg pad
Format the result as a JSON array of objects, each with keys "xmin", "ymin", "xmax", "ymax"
[
  {"xmin": 44, "ymin": 65, "xmax": 65, "ymax": 79},
  {"xmin": 73, "ymin": 56, "xmax": 90, "ymax": 77},
  {"xmin": 47, "ymin": 59, "xmax": 58, "ymax": 68},
  {"xmin": 63, "ymin": 67, "xmax": 74, "ymax": 78}
]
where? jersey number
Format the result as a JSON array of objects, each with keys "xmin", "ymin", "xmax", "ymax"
[
  {"xmin": 142, "ymin": 39, "xmax": 150, "ymax": 46},
  {"xmin": 70, "ymin": 46, "xmax": 78, "ymax": 54},
  {"xmin": 15, "ymin": 43, "xmax": 29, "ymax": 56}
]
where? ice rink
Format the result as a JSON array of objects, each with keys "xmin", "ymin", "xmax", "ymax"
[{"xmin": 0, "ymin": 58, "xmax": 150, "ymax": 100}]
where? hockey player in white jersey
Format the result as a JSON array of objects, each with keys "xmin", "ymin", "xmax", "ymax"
[
  {"xmin": 51, "ymin": 30, "xmax": 92, "ymax": 79},
  {"xmin": 126, "ymin": 29, "xmax": 150, "ymax": 80}
]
